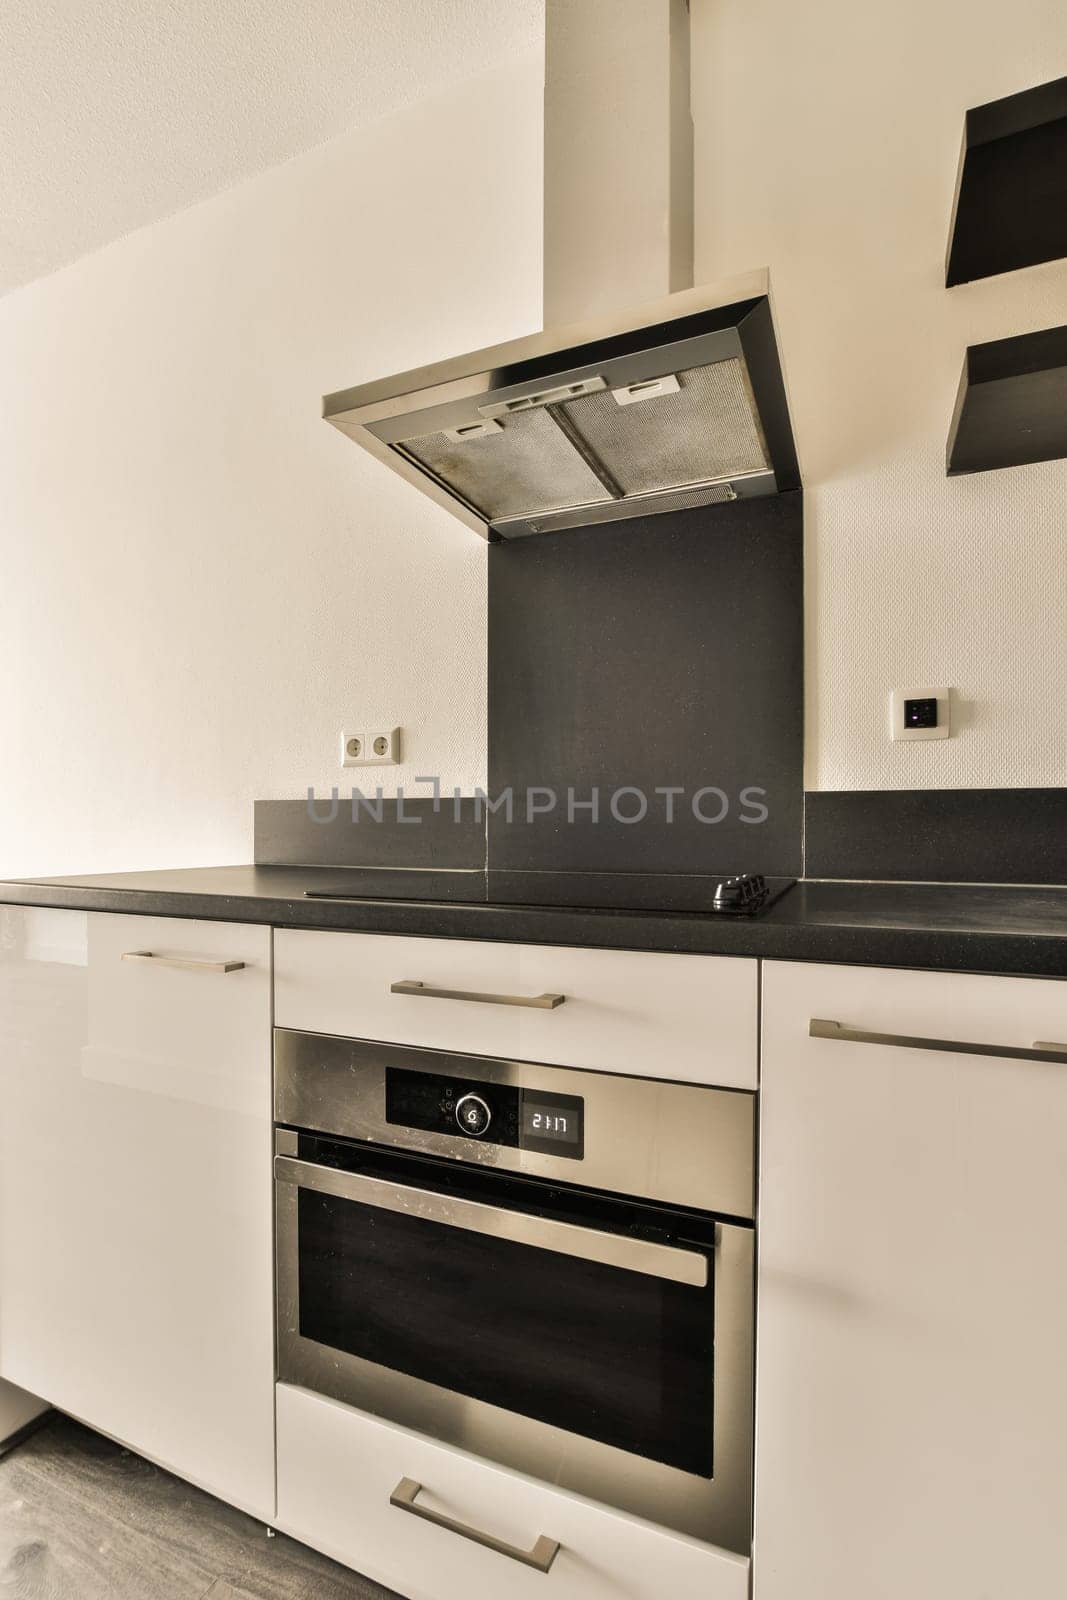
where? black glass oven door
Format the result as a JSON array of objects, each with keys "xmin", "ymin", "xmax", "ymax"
[{"xmin": 278, "ymin": 1138, "xmax": 717, "ymax": 1479}]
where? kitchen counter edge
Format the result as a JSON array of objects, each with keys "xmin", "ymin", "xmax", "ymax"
[{"xmin": 0, "ymin": 870, "xmax": 1066, "ymax": 980}]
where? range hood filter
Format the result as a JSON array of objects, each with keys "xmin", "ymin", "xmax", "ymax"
[
  {"xmin": 557, "ymin": 360, "xmax": 770, "ymax": 497},
  {"xmin": 323, "ymin": 275, "xmax": 800, "ymax": 540},
  {"xmin": 401, "ymin": 405, "xmax": 608, "ymax": 524}
]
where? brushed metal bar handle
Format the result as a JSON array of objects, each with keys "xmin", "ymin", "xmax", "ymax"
[
  {"xmin": 391, "ymin": 979, "xmax": 565, "ymax": 1010},
  {"xmin": 274, "ymin": 1154, "xmax": 708, "ymax": 1285},
  {"xmin": 389, "ymin": 1477, "xmax": 561, "ymax": 1573},
  {"xmin": 811, "ymin": 1018, "xmax": 1067, "ymax": 1064},
  {"xmin": 121, "ymin": 951, "xmax": 246, "ymax": 975}
]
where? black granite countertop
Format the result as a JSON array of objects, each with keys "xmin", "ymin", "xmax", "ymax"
[{"xmin": 0, "ymin": 865, "xmax": 1066, "ymax": 978}]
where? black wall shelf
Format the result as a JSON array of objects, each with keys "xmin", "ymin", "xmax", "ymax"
[
  {"xmin": 946, "ymin": 75, "xmax": 1067, "ymax": 286},
  {"xmin": 947, "ymin": 324, "xmax": 1067, "ymax": 476}
]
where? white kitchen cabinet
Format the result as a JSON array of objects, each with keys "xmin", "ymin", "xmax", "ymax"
[
  {"xmin": 275, "ymin": 928, "xmax": 758, "ymax": 1089},
  {"xmin": 276, "ymin": 1383, "xmax": 751, "ymax": 1600},
  {"xmin": 0, "ymin": 907, "xmax": 274, "ymax": 1518},
  {"xmin": 0, "ymin": 1378, "xmax": 48, "ymax": 1445},
  {"xmin": 756, "ymin": 960, "xmax": 1067, "ymax": 1600}
]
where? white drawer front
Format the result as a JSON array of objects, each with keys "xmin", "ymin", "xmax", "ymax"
[
  {"xmin": 276, "ymin": 1384, "xmax": 749, "ymax": 1600},
  {"xmin": 274, "ymin": 930, "xmax": 756, "ymax": 1088}
]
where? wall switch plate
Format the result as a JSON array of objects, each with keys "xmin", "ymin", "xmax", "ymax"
[
  {"xmin": 889, "ymin": 687, "xmax": 951, "ymax": 741},
  {"xmin": 340, "ymin": 727, "xmax": 402, "ymax": 767}
]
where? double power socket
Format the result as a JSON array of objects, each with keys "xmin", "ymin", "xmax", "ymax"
[{"xmin": 340, "ymin": 727, "xmax": 402, "ymax": 767}]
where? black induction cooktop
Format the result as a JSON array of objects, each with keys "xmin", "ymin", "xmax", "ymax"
[{"xmin": 303, "ymin": 871, "xmax": 796, "ymax": 917}]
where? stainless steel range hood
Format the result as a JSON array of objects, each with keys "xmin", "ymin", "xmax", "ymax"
[
  {"xmin": 324, "ymin": 2, "xmax": 801, "ymax": 541},
  {"xmin": 323, "ymin": 269, "xmax": 800, "ymax": 541}
]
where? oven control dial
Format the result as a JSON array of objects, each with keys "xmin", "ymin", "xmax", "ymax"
[{"xmin": 454, "ymin": 1093, "xmax": 492, "ymax": 1139}]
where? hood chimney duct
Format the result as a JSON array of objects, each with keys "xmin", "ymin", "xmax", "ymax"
[{"xmin": 543, "ymin": 0, "xmax": 694, "ymax": 326}]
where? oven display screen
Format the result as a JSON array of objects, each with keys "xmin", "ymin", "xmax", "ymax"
[
  {"xmin": 527, "ymin": 1108, "xmax": 573, "ymax": 1139},
  {"xmin": 520, "ymin": 1091, "xmax": 584, "ymax": 1158}
]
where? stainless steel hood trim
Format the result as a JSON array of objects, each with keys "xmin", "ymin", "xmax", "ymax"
[
  {"xmin": 363, "ymin": 325, "xmax": 747, "ymax": 445},
  {"xmin": 493, "ymin": 470, "xmax": 773, "ymax": 539},
  {"xmin": 328, "ymin": 420, "xmax": 488, "ymax": 535},
  {"xmin": 489, "ymin": 468, "xmax": 768, "ymax": 538},
  {"xmin": 325, "ymin": 272, "xmax": 768, "ymax": 423},
  {"xmin": 480, "ymin": 375, "xmax": 609, "ymax": 418}
]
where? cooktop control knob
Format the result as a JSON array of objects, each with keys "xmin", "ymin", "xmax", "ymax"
[{"xmin": 455, "ymin": 1093, "xmax": 492, "ymax": 1139}]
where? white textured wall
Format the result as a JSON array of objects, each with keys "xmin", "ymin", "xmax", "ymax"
[
  {"xmin": 692, "ymin": 0, "xmax": 1067, "ymax": 790},
  {"xmin": 0, "ymin": 0, "xmax": 543, "ymax": 294},
  {"xmin": 3, "ymin": 6, "xmax": 1064, "ymax": 887},
  {"xmin": 0, "ymin": 55, "xmax": 542, "ymax": 876}
]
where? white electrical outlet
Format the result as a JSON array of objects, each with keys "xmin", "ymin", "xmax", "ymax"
[
  {"xmin": 366, "ymin": 727, "xmax": 402, "ymax": 765},
  {"xmin": 340, "ymin": 732, "xmax": 365, "ymax": 767},
  {"xmin": 340, "ymin": 727, "xmax": 402, "ymax": 766},
  {"xmin": 889, "ymin": 688, "xmax": 952, "ymax": 741}
]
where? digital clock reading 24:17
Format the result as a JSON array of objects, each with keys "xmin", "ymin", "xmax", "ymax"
[{"xmin": 519, "ymin": 1089, "xmax": 584, "ymax": 1159}]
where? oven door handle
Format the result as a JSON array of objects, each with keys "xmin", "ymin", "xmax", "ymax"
[{"xmin": 274, "ymin": 1155, "xmax": 709, "ymax": 1287}]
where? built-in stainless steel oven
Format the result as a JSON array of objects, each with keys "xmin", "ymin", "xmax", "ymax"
[{"xmin": 274, "ymin": 1028, "xmax": 756, "ymax": 1554}]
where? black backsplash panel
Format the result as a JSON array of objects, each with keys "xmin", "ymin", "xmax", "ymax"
[
  {"xmin": 806, "ymin": 787, "xmax": 1067, "ymax": 885},
  {"xmin": 255, "ymin": 797, "xmax": 485, "ymax": 870},
  {"xmin": 487, "ymin": 493, "xmax": 804, "ymax": 878}
]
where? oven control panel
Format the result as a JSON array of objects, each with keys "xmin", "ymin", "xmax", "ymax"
[{"xmin": 385, "ymin": 1068, "xmax": 584, "ymax": 1159}]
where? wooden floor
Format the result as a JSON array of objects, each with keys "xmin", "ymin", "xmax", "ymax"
[{"xmin": 0, "ymin": 1413, "xmax": 401, "ymax": 1600}]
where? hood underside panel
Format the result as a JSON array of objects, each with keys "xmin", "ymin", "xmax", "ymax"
[{"xmin": 323, "ymin": 274, "xmax": 800, "ymax": 539}]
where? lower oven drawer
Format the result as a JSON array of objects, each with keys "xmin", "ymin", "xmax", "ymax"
[{"xmin": 276, "ymin": 1383, "xmax": 750, "ymax": 1600}]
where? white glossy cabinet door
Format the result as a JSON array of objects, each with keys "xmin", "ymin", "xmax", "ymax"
[
  {"xmin": 0, "ymin": 1378, "xmax": 48, "ymax": 1444},
  {"xmin": 0, "ymin": 907, "xmax": 274, "ymax": 1518},
  {"xmin": 756, "ymin": 960, "xmax": 1067, "ymax": 1600}
]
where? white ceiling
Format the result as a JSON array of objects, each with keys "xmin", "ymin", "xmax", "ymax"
[{"xmin": 0, "ymin": 0, "xmax": 543, "ymax": 296}]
